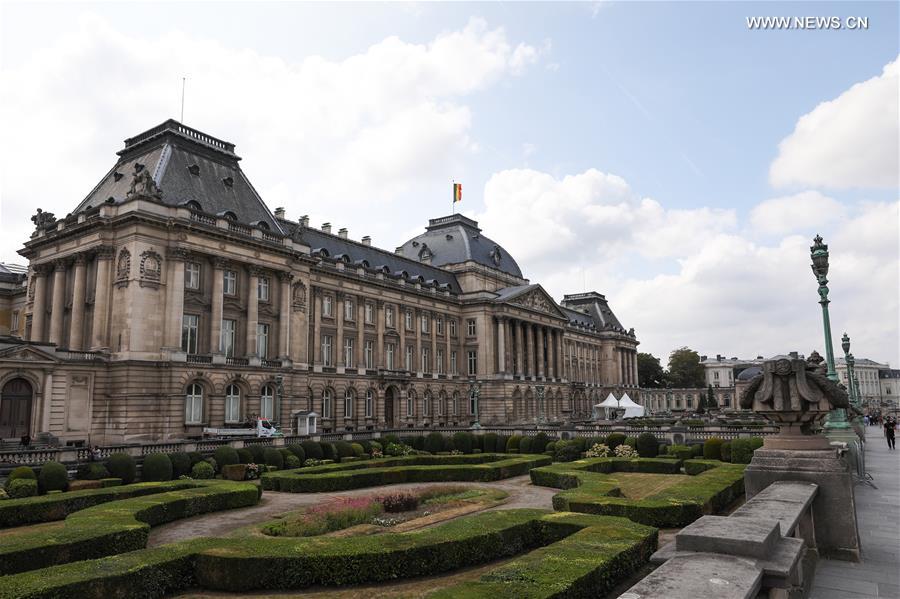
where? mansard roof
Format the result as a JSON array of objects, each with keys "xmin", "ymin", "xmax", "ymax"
[
  {"xmin": 71, "ymin": 120, "xmax": 283, "ymax": 233},
  {"xmin": 560, "ymin": 291, "xmax": 632, "ymax": 336},
  {"xmin": 279, "ymin": 220, "xmax": 462, "ymax": 294},
  {"xmin": 398, "ymin": 214, "xmax": 524, "ymax": 279}
]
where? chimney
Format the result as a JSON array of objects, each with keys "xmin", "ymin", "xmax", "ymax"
[
  {"xmin": 361, "ymin": 236, "xmax": 371, "ymax": 246},
  {"xmin": 299, "ymin": 215, "xmax": 309, "ymax": 228},
  {"xmin": 322, "ymin": 222, "xmax": 331, "ymax": 234},
  {"xmin": 395, "ymin": 246, "xmax": 403, "ymax": 255},
  {"xmin": 700, "ymin": 355, "xmax": 708, "ymax": 362},
  {"xmin": 338, "ymin": 227, "xmax": 348, "ymax": 239},
  {"xmin": 789, "ymin": 351, "xmax": 799, "ymax": 359},
  {"xmin": 274, "ymin": 207, "xmax": 285, "ymax": 218},
  {"xmin": 716, "ymin": 354, "xmax": 723, "ymax": 361},
  {"xmin": 756, "ymin": 355, "xmax": 764, "ymax": 360}
]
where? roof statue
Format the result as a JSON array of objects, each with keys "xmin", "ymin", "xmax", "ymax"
[
  {"xmin": 126, "ymin": 163, "xmax": 162, "ymax": 200},
  {"xmin": 30, "ymin": 208, "xmax": 56, "ymax": 231}
]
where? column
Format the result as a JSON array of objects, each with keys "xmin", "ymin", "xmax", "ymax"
[
  {"xmin": 429, "ymin": 311, "xmax": 437, "ymax": 375},
  {"xmin": 398, "ymin": 304, "xmax": 406, "ymax": 370},
  {"xmin": 313, "ymin": 289, "xmax": 322, "ymax": 364},
  {"xmin": 496, "ymin": 317, "xmax": 506, "ymax": 374},
  {"xmin": 376, "ymin": 300, "xmax": 385, "ymax": 369},
  {"xmin": 69, "ymin": 254, "xmax": 87, "ymax": 350},
  {"xmin": 633, "ymin": 350, "xmax": 639, "ymax": 387},
  {"xmin": 278, "ymin": 272, "xmax": 292, "ymax": 358},
  {"xmin": 356, "ymin": 297, "xmax": 365, "ymax": 368},
  {"xmin": 246, "ymin": 268, "xmax": 260, "ymax": 357},
  {"xmin": 335, "ymin": 292, "xmax": 345, "ymax": 367},
  {"xmin": 444, "ymin": 311, "xmax": 452, "ymax": 375},
  {"xmin": 161, "ymin": 248, "xmax": 186, "ymax": 350},
  {"xmin": 536, "ymin": 326, "xmax": 545, "ymax": 378},
  {"xmin": 210, "ymin": 259, "xmax": 226, "ymax": 353},
  {"xmin": 48, "ymin": 260, "xmax": 67, "ymax": 346},
  {"xmin": 414, "ymin": 308, "xmax": 421, "ymax": 373},
  {"xmin": 92, "ymin": 247, "xmax": 115, "ymax": 351},
  {"xmin": 548, "ymin": 330, "xmax": 556, "ymax": 379},
  {"xmin": 29, "ymin": 264, "xmax": 50, "ymax": 342},
  {"xmin": 514, "ymin": 319, "xmax": 524, "ymax": 376},
  {"xmin": 526, "ymin": 322, "xmax": 535, "ymax": 377}
]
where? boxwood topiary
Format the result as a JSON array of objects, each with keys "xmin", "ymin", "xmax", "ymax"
[
  {"xmin": 483, "ymin": 433, "xmax": 497, "ymax": 453},
  {"xmin": 188, "ymin": 451, "xmax": 205, "ymax": 466},
  {"xmin": 453, "ymin": 432, "xmax": 474, "ymax": 454},
  {"xmin": 730, "ymin": 438, "xmax": 756, "ymax": 464},
  {"xmin": 191, "ymin": 461, "xmax": 215, "ymax": 479},
  {"xmin": 38, "ymin": 461, "xmax": 69, "ymax": 493},
  {"xmin": 703, "ymin": 438, "xmax": 724, "ymax": 460},
  {"xmin": 237, "ymin": 448, "xmax": 254, "ymax": 465},
  {"xmin": 636, "ymin": 433, "xmax": 659, "ymax": 458},
  {"xmin": 554, "ymin": 441, "xmax": 581, "ymax": 462},
  {"xmin": 506, "ymin": 435, "xmax": 521, "ymax": 453},
  {"xmin": 284, "ymin": 454, "xmax": 302, "ymax": 469},
  {"xmin": 519, "ymin": 437, "xmax": 533, "ymax": 454},
  {"xmin": 691, "ymin": 443, "xmax": 704, "ymax": 457},
  {"xmin": 301, "ymin": 440, "xmax": 323, "ymax": 460},
  {"xmin": 170, "ymin": 452, "xmax": 192, "ymax": 477},
  {"xmin": 75, "ymin": 462, "xmax": 110, "ymax": 481},
  {"xmin": 606, "ymin": 433, "xmax": 626, "ymax": 450},
  {"xmin": 667, "ymin": 445, "xmax": 693, "ymax": 461},
  {"xmin": 7, "ymin": 478, "xmax": 38, "ymax": 498},
  {"xmin": 532, "ymin": 432, "xmax": 550, "ymax": 453},
  {"xmin": 247, "ymin": 444, "xmax": 266, "ymax": 464},
  {"xmin": 321, "ymin": 443, "xmax": 338, "ymax": 462},
  {"xmin": 572, "ymin": 437, "xmax": 588, "ymax": 452},
  {"xmin": 106, "ymin": 453, "xmax": 136, "ymax": 484},
  {"xmin": 334, "ymin": 441, "xmax": 355, "ymax": 460},
  {"xmin": 382, "ymin": 434, "xmax": 400, "ymax": 446},
  {"xmin": 214, "ymin": 446, "xmax": 240, "ymax": 471},
  {"xmin": 424, "ymin": 432, "xmax": 445, "ymax": 453},
  {"xmin": 142, "ymin": 453, "xmax": 173, "ymax": 482},
  {"xmin": 546, "ymin": 441, "xmax": 557, "ymax": 453},
  {"xmin": 264, "ymin": 447, "xmax": 284, "ymax": 469},
  {"xmin": 287, "ymin": 444, "xmax": 306, "ymax": 463},
  {"xmin": 5, "ymin": 466, "xmax": 36, "ymax": 490},
  {"xmin": 720, "ymin": 441, "xmax": 732, "ymax": 462},
  {"xmin": 624, "ymin": 436, "xmax": 637, "ymax": 449},
  {"xmin": 750, "ymin": 437, "xmax": 764, "ymax": 450}
]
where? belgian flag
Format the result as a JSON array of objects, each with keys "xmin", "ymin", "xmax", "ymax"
[{"xmin": 453, "ymin": 182, "xmax": 462, "ymax": 204}]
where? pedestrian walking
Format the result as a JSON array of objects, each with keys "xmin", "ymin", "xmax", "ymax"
[{"xmin": 885, "ymin": 418, "xmax": 896, "ymax": 451}]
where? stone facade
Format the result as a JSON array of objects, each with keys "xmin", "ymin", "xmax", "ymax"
[
  {"xmin": 639, "ymin": 387, "xmax": 735, "ymax": 413},
  {"xmin": 0, "ymin": 120, "xmax": 639, "ymax": 443}
]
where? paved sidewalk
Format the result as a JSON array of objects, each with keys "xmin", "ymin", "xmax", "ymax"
[{"xmin": 810, "ymin": 429, "xmax": 900, "ymax": 599}]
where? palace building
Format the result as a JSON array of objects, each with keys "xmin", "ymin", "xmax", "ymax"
[{"xmin": 0, "ymin": 120, "xmax": 639, "ymax": 444}]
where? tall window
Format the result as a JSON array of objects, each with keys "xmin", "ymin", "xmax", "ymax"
[
  {"xmin": 467, "ymin": 350, "xmax": 477, "ymax": 376},
  {"xmin": 185, "ymin": 262, "xmax": 200, "ymax": 290},
  {"xmin": 449, "ymin": 319, "xmax": 457, "ymax": 337},
  {"xmin": 437, "ymin": 349, "xmax": 445, "ymax": 374},
  {"xmin": 386, "ymin": 343, "xmax": 395, "ymax": 369},
  {"xmin": 469, "ymin": 390, "xmax": 477, "ymax": 415},
  {"xmin": 258, "ymin": 277, "xmax": 269, "ymax": 301},
  {"xmin": 421, "ymin": 347, "xmax": 430, "ymax": 373},
  {"xmin": 466, "ymin": 319, "xmax": 476, "ymax": 336},
  {"xmin": 257, "ymin": 323, "xmax": 269, "ymax": 358},
  {"xmin": 225, "ymin": 384, "xmax": 240, "ymax": 423},
  {"xmin": 365, "ymin": 389, "xmax": 374, "ymax": 418},
  {"xmin": 221, "ymin": 319, "xmax": 236, "ymax": 356},
  {"xmin": 182, "ymin": 314, "xmax": 199, "ymax": 354},
  {"xmin": 260, "ymin": 385, "xmax": 274, "ymax": 420},
  {"xmin": 344, "ymin": 298, "xmax": 354, "ymax": 321},
  {"xmin": 406, "ymin": 392, "xmax": 414, "ymax": 417},
  {"xmin": 436, "ymin": 316, "xmax": 444, "ymax": 335},
  {"xmin": 323, "ymin": 295, "xmax": 333, "ymax": 317},
  {"xmin": 421, "ymin": 313, "xmax": 429, "ymax": 333},
  {"xmin": 385, "ymin": 306, "xmax": 395, "ymax": 328},
  {"xmin": 404, "ymin": 310, "xmax": 413, "ymax": 330},
  {"xmin": 365, "ymin": 340, "xmax": 374, "ymax": 369},
  {"xmin": 223, "ymin": 270, "xmax": 236, "ymax": 295},
  {"xmin": 344, "ymin": 389, "xmax": 354, "ymax": 419},
  {"xmin": 344, "ymin": 338, "xmax": 354, "ymax": 368},
  {"xmin": 438, "ymin": 393, "xmax": 444, "ymax": 416},
  {"xmin": 322, "ymin": 335, "xmax": 333, "ymax": 366},
  {"xmin": 364, "ymin": 303, "xmax": 374, "ymax": 324},
  {"xmin": 323, "ymin": 389, "xmax": 333, "ymax": 418},
  {"xmin": 452, "ymin": 392, "xmax": 459, "ymax": 415},
  {"xmin": 451, "ymin": 351, "xmax": 458, "ymax": 375},
  {"xmin": 185, "ymin": 383, "xmax": 203, "ymax": 424},
  {"xmin": 405, "ymin": 346, "xmax": 413, "ymax": 371},
  {"xmin": 423, "ymin": 392, "xmax": 431, "ymax": 416},
  {"xmin": 11, "ymin": 310, "xmax": 19, "ymax": 334}
]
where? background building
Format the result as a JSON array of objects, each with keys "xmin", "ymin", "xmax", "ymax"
[{"xmin": 0, "ymin": 120, "xmax": 640, "ymax": 443}]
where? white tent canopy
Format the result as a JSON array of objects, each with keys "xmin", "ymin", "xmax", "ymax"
[{"xmin": 594, "ymin": 393, "xmax": 645, "ymax": 419}]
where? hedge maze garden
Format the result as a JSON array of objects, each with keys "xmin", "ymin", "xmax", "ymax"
[{"xmin": 0, "ymin": 432, "xmax": 760, "ymax": 598}]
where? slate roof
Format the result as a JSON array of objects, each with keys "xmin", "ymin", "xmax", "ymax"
[
  {"xmin": 560, "ymin": 292, "xmax": 628, "ymax": 333},
  {"xmin": 0, "ymin": 263, "xmax": 27, "ymax": 284},
  {"xmin": 71, "ymin": 120, "xmax": 283, "ymax": 233},
  {"xmin": 398, "ymin": 215, "xmax": 524, "ymax": 279},
  {"xmin": 279, "ymin": 220, "xmax": 462, "ymax": 294}
]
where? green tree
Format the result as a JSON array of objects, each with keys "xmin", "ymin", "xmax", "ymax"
[
  {"xmin": 707, "ymin": 385, "xmax": 717, "ymax": 409},
  {"xmin": 666, "ymin": 347, "xmax": 705, "ymax": 388},
  {"xmin": 637, "ymin": 352, "xmax": 666, "ymax": 388}
]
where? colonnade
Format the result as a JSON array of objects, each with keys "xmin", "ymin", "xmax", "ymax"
[{"xmin": 495, "ymin": 317, "xmax": 562, "ymax": 380}]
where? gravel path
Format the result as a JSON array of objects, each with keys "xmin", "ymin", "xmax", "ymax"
[{"xmin": 147, "ymin": 475, "xmax": 557, "ymax": 547}]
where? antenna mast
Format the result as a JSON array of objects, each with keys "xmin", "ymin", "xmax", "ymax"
[{"xmin": 180, "ymin": 77, "xmax": 186, "ymax": 122}]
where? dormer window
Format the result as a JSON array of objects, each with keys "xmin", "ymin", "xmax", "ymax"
[
  {"xmin": 418, "ymin": 244, "xmax": 432, "ymax": 261},
  {"xmin": 113, "ymin": 171, "xmax": 124, "ymax": 182},
  {"xmin": 222, "ymin": 176, "xmax": 234, "ymax": 187},
  {"xmin": 258, "ymin": 221, "xmax": 270, "ymax": 230},
  {"xmin": 188, "ymin": 164, "xmax": 200, "ymax": 176},
  {"xmin": 186, "ymin": 200, "xmax": 202, "ymax": 212},
  {"xmin": 223, "ymin": 211, "xmax": 238, "ymax": 221}
]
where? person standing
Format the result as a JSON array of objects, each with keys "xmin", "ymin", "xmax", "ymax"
[{"xmin": 885, "ymin": 418, "xmax": 896, "ymax": 451}]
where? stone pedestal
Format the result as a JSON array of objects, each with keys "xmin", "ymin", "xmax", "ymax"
[{"xmin": 745, "ymin": 447, "xmax": 860, "ymax": 561}]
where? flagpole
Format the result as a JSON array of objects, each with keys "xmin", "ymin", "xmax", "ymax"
[{"xmin": 452, "ymin": 180, "xmax": 455, "ymax": 215}]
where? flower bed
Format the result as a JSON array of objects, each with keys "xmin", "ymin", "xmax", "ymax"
[
  {"xmin": 261, "ymin": 453, "xmax": 551, "ymax": 493},
  {"xmin": 0, "ymin": 480, "xmax": 259, "ymax": 575},
  {"xmin": 0, "ymin": 510, "xmax": 656, "ymax": 598},
  {"xmin": 529, "ymin": 458, "xmax": 746, "ymax": 527}
]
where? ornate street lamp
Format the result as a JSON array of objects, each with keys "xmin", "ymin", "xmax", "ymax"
[
  {"xmin": 811, "ymin": 235, "xmax": 850, "ymax": 431},
  {"xmin": 841, "ymin": 333, "xmax": 859, "ymax": 406},
  {"xmin": 535, "ymin": 385, "xmax": 547, "ymax": 424},
  {"xmin": 274, "ymin": 374, "xmax": 285, "ymax": 427},
  {"xmin": 468, "ymin": 382, "xmax": 481, "ymax": 429}
]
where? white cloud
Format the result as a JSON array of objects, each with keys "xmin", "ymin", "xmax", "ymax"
[
  {"xmin": 0, "ymin": 15, "xmax": 541, "ymax": 261},
  {"xmin": 750, "ymin": 190, "xmax": 846, "ymax": 235},
  {"xmin": 475, "ymin": 167, "xmax": 899, "ymax": 366},
  {"xmin": 770, "ymin": 55, "xmax": 900, "ymax": 189}
]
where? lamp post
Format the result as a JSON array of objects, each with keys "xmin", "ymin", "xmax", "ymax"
[
  {"xmin": 810, "ymin": 235, "xmax": 851, "ymax": 432},
  {"xmin": 535, "ymin": 385, "xmax": 547, "ymax": 424},
  {"xmin": 841, "ymin": 333, "xmax": 859, "ymax": 407},
  {"xmin": 468, "ymin": 382, "xmax": 481, "ymax": 429}
]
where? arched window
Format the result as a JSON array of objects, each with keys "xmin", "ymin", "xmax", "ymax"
[
  {"xmin": 223, "ymin": 211, "xmax": 238, "ymax": 221},
  {"xmin": 438, "ymin": 392, "xmax": 445, "ymax": 416},
  {"xmin": 344, "ymin": 388, "xmax": 354, "ymax": 419},
  {"xmin": 185, "ymin": 383, "xmax": 203, "ymax": 424},
  {"xmin": 186, "ymin": 200, "xmax": 203, "ymax": 212},
  {"xmin": 260, "ymin": 385, "xmax": 274, "ymax": 420},
  {"xmin": 323, "ymin": 389, "xmax": 333, "ymax": 419},
  {"xmin": 225, "ymin": 384, "xmax": 241, "ymax": 423},
  {"xmin": 452, "ymin": 392, "xmax": 459, "ymax": 416},
  {"xmin": 423, "ymin": 391, "xmax": 432, "ymax": 417},
  {"xmin": 365, "ymin": 389, "xmax": 374, "ymax": 418}
]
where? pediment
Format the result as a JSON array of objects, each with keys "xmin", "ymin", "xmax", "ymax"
[
  {"xmin": 499, "ymin": 285, "xmax": 567, "ymax": 319},
  {"xmin": 0, "ymin": 345, "xmax": 59, "ymax": 363}
]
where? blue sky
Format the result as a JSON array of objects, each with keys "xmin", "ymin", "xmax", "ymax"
[{"xmin": 1, "ymin": 1, "xmax": 898, "ymax": 364}]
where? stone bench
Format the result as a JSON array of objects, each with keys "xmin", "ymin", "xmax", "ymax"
[{"xmin": 620, "ymin": 481, "xmax": 818, "ymax": 599}]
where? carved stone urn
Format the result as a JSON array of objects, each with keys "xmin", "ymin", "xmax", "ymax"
[{"xmin": 740, "ymin": 356, "xmax": 849, "ymax": 450}]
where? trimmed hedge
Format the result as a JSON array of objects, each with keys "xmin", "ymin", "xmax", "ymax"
[
  {"xmin": 261, "ymin": 454, "xmax": 551, "ymax": 493},
  {"xmin": 0, "ymin": 479, "xmax": 260, "ymax": 576},
  {"xmin": 606, "ymin": 433, "xmax": 626, "ymax": 450},
  {"xmin": 170, "ymin": 452, "xmax": 192, "ymax": 477},
  {"xmin": 5, "ymin": 466, "xmax": 36, "ymax": 490},
  {"xmin": 453, "ymin": 432, "xmax": 474, "ymax": 454},
  {"xmin": 730, "ymin": 438, "xmax": 761, "ymax": 464},
  {"xmin": 8, "ymin": 478, "xmax": 38, "ymax": 498},
  {"xmin": 106, "ymin": 453, "xmax": 136, "ymax": 484},
  {"xmin": 214, "ymin": 447, "xmax": 240, "ymax": 471},
  {"xmin": 75, "ymin": 463, "xmax": 110, "ymax": 481},
  {"xmin": 519, "ymin": 437, "xmax": 533, "ymax": 454},
  {"xmin": 264, "ymin": 448, "xmax": 284, "ymax": 469},
  {"xmin": 425, "ymin": 432, "xmax": 446, "ymax": 453},
  {"xmin": 301, "ymin": 440, "xmax": 323, "ymax": 460},
  {"xmin": 721, "ymin": 441, "xmax": 732, "ymax": 462},
  {"xmin": 636, "ymin": 433, "xmax": 659, "ymax": 458},
  {"xmin": 191, "ymin": 462, "xmax": 215, "ymax": 479},
  {"xmin": 38, "ymin": 461, "xmax": 69, "ymax": 493},
  {"xmin": 246, "ymin": 445, "xmax": 266, "ymax": 464},
  {"xmin": 142, "ymin": 454, "xmax": 173, "ymax": 482},
  {"xmin": 530, "ymin": 457, "xmax": 746, "ymax": 527},
  {"xmin": 703, "ymin": 438, "xmax": 724, "ymax": 460},
  {"xmin": 0, "ymin": 510, "xmax": 656, "ymax": 599}
]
